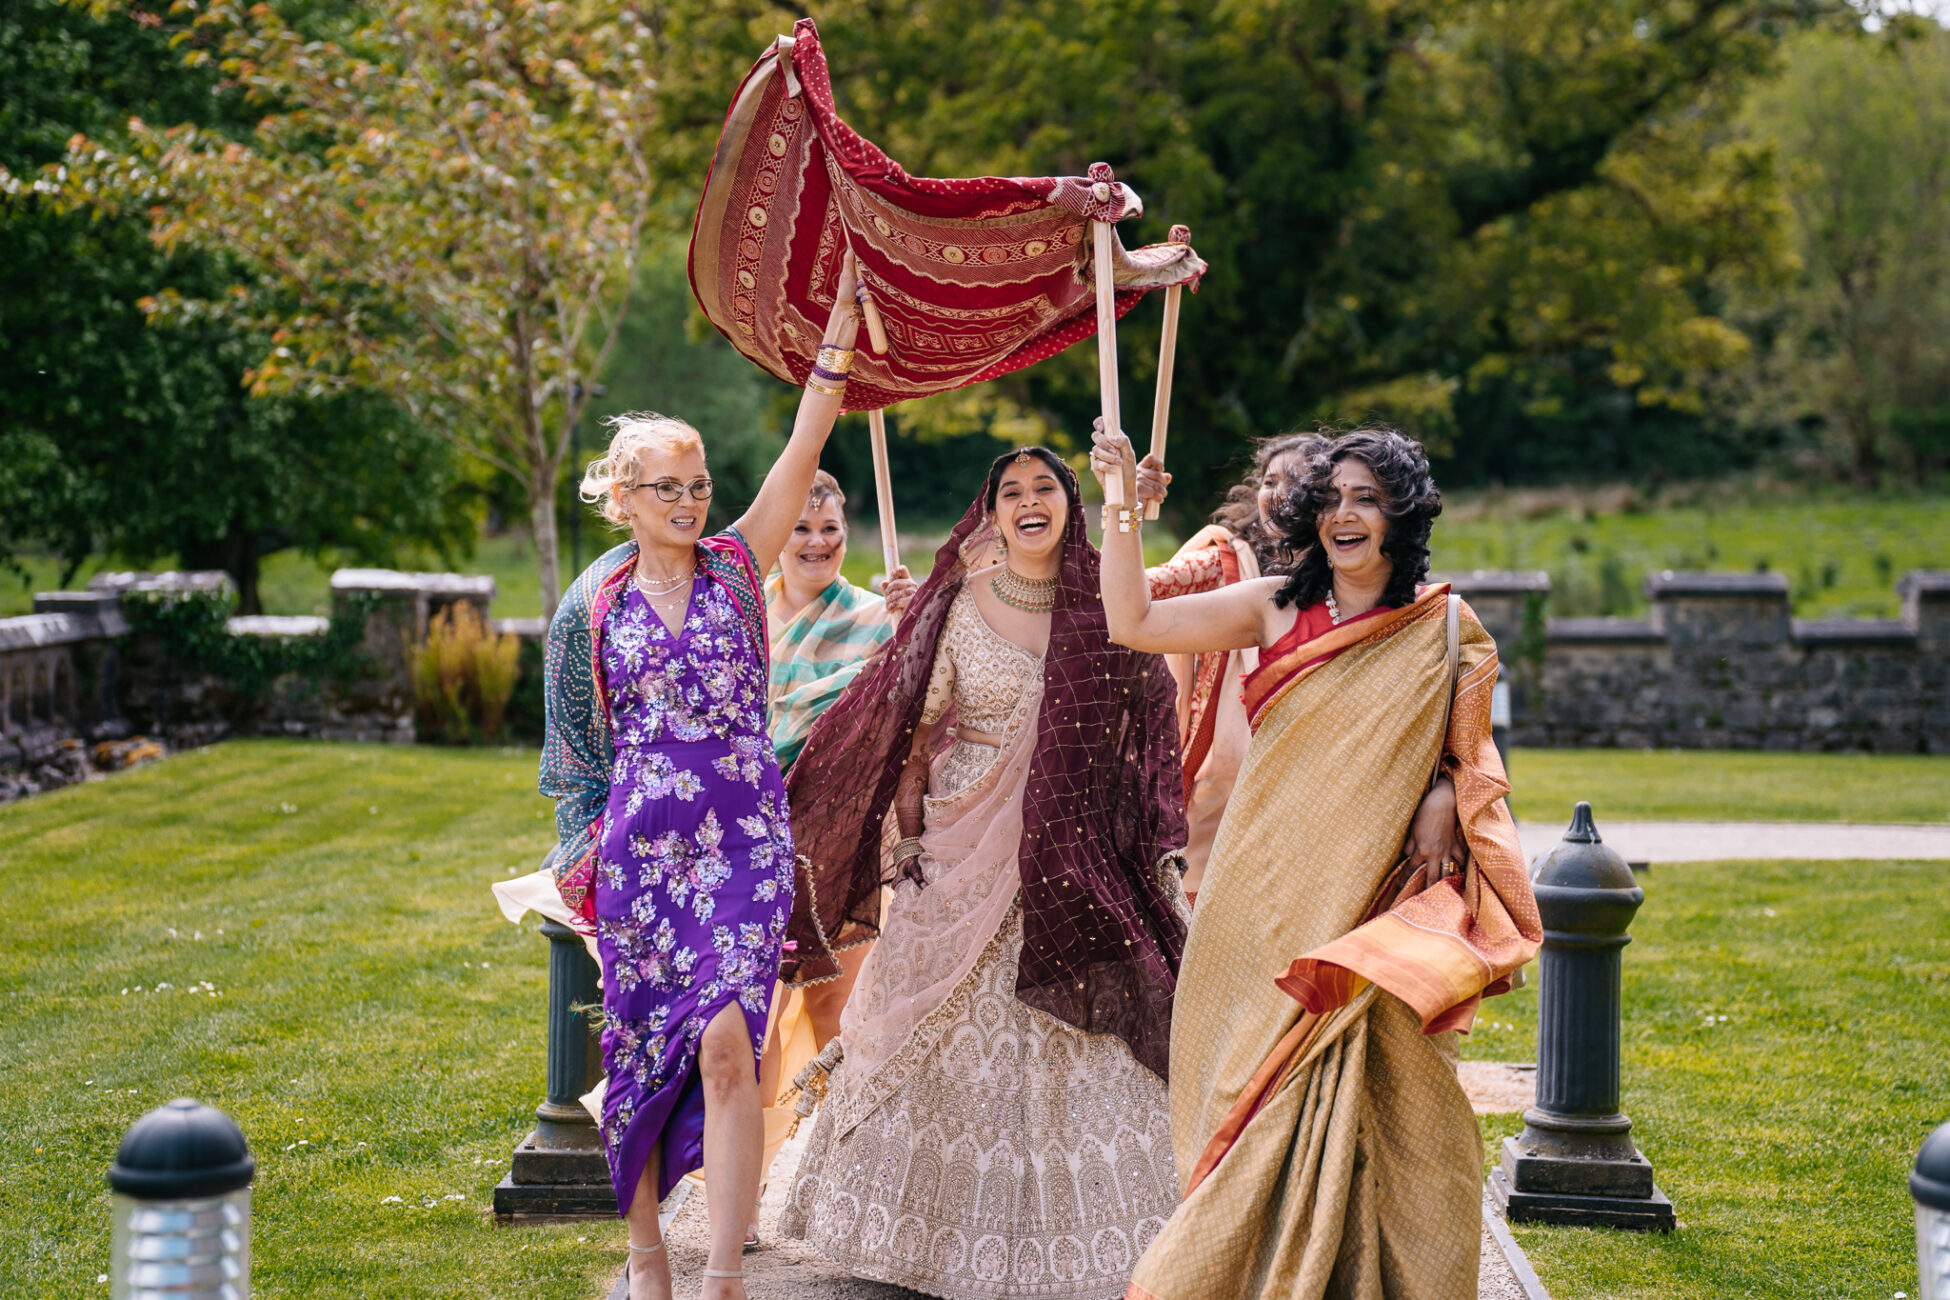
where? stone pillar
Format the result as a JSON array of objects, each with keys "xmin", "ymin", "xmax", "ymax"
[
  {"xmin": 1902, "ymin": 573, "xmax": 1950, "ymax": 753},
  {"xmin": 327, "ymin": 570, "xmax": 496, "ymax": 744},
  {"xmin": 1489, "ymin": 802, "xmax": 1673, "ymax": 1230},
  {"xmin": 1646, "ymin": 571, "xmax": 1794, "ymax": 746}
]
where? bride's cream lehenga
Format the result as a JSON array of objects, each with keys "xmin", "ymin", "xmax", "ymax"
[{"xmin": 778, "ymin": 588, "xmax": 1180, "ymax": 1299}]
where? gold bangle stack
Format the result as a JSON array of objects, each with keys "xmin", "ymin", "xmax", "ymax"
[
  {"xmin": 807, "ymin": 343, "xmax": 856, "ymax": 397},
  {"xmin": 1100, "ymin": 504, "xmax": 1145, "ymax": 532},
  {"xmin": 892, "ymin": 836, "xmax": 924, "ymax": 867}
]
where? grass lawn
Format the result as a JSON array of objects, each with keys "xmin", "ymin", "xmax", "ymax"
[
  {"xmin": 0, "ymin": 740, "xmax": 614, "ymax": 1299},
  {"xmin": 1465, "ymin": 858, "xmax": 1950, "ymax": 1299},
  {"xmin": 1507, "ymin": 748, "xmax": 1950, "ymax": 824},
  {"xmin": 5, "ymin": 739, "xmax": 1947, "ymax": 1296}
]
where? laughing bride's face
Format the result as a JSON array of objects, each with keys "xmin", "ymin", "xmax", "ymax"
[{"xmin": 991, "ymin": 460, "xmax": 1068, "ymax": 568}]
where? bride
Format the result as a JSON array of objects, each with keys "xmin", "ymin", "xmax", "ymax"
[{"xmin": 774, "ymin": 447, "xmax": 1189, "ymax": 1299}]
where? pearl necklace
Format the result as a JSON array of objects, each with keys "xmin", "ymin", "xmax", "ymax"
[
  {"xmin": 635, "ymin": 564, "xmax": 695, "ymax": 597},
  {"xmin": 989, "ymin": 566, "xmax": 1057, "ymax": 613},
  {"xmin": 1325, "ymin": 590, "xmax": 1343, "ymax": 625}
]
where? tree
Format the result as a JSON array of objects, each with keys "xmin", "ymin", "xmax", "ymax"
[
  {"xmin": 633, "ymin": 0, "xmax": 1823, "ymax": 507},
  {"xmin": 0, "ymin": 0, "xmax": 470, "ymax": 609},
  {"xmin": 1735, "ymin": 21, "xmax": 1950, "ymax": 484},
  {"xmin": 32, "ymin": 0, "xmax": 661, "ymax": 616}
]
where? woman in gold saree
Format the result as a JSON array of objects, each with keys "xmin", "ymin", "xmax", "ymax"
[{"xmin": 1093, "ymin": 424, "xmax": 1541, "ymax": 1300}]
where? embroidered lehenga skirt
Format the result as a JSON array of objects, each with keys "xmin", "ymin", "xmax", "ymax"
[{"xmin": 780, "ymin": 590, "xmax": 1180, "ymax": 1299}]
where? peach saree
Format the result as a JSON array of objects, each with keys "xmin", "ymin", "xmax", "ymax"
[{"xmin": 1127, "ymin": 585, "xmax": 1540, "ymax": 1300}]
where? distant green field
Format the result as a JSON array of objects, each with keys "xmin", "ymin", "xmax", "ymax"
[{"xmin": 7, "ymin": 485, "xmax": 1945, "ymax": 621}]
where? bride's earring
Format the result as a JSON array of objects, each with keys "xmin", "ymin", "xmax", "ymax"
[{"xmin": 997, "ymin": 531, "xmax": 1009, "ymax": 560}]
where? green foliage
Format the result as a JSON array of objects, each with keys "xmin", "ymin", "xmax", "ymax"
[
  {"xmin": 123, "ymin": 584, "xmax": 381, "ymax": 698},
  {"xmin": 410, "ymin": 603, "xmax": 521, "ymax": 744},
  {"xmin": 0, "ymin": 740, "xmax": 614, "ymax": 1298},
  {"xmin": 632, "ymin": 0, "xmax": 1824, "ymax": 510},
  {"xmin": 27, "ymin": 0, "xmax": 664, "ymax": 617},
  {"xmin": 1734, "ymin": 22, "xmax": 1950, "ymax": 484},
  {"xmin": 1470, "ymin": 859, "xmax": 1950, "ymax": 1298},
  {"xmin": 0, "ymin": 0, "xmax": 471, "ymax": 609}
]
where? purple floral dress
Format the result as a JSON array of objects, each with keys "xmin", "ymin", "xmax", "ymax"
[{"xmin": 594, "ymin": 566, "xmax": 790, "ymax": 1213}]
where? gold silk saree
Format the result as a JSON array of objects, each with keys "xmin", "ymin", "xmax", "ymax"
[{"xmin": 1128, "ymin": 584, "xmax": 1540, "ymax": 1300}]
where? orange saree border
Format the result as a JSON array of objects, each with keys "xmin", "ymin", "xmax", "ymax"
[{"xmin": 1274, "ymin": 630, "xmax": 1541, "ymax": 1033}]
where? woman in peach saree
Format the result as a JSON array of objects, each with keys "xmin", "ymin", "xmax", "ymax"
[{"xmin": 1093, "ymin": 424, "xmax": 1541, "ymax": 1300}]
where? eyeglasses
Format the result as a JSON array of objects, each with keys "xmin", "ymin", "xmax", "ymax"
[{"xmin": 634, "ymin": 477, "xmax": 714, "ymax": 503}]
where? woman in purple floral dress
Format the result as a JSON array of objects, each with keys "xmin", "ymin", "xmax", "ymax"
[{"xmin": 541, "ymin": 253, "xmax": 866, "ymax": 1300}]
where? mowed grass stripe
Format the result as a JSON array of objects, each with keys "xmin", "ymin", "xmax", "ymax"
[
  {"xmin": 0, "ymin": 740, "xmax": 618, "ymax": 1299},
  {"xmin": 1507, "ymin": 747, "xmax": 1950, "ymax": 824}
]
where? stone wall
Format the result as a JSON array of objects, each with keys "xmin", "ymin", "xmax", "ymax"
[
  {"xmin": 1446, "ymin": 570, "xmax": 1950, "ymax": 752},
  {"xmin": 8, "ymin": 563, "xmax": 1946, "ymax": 764},
  {"xmin": 0, "ymin": 568, "xmax": 545, "ymax": 765}
]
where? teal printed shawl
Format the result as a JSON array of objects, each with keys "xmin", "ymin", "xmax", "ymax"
[
  {"xmin": 764, "ymin": 572, "xmax": 895, "ymax": 771},
  {"xmin": 538, "ymin": 529, "xmax": 768, "ymax": 925}
]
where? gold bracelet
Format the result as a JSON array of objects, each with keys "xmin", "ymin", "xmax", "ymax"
[
  {"xmin": 806, "ymin": 376, "xmax": 847, "ymax": 397},
  {"xmin": 892, "ymin": 837, "xmax": 924, "ymax": 865},
  {"xmin": 1100, "ymin": 504, "xmax": 1144, "ymax": 531},
  {"xmin": 815, "ymin": 344, "xmax": 856, "ymax": 375}
]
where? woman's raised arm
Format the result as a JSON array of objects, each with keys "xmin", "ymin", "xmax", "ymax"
[
  {"xmin": 1090, "ymin": 421, "xmax": 1281, "ymax": 656},
  {"xmin": 733, "ymin": 253, "xmax": 863, "ymax": 571}
]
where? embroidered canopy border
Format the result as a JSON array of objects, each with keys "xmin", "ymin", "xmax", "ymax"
[{"xmin": 689, "ymin": 19, "xmax": 1206, "ymax": 412}]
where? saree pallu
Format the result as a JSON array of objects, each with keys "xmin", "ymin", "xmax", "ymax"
[
  {"xmin": 766, "ymin": 573, "xmax": 895, "ymax": 771},
  {"xmin": 1127, "ymin": 585, "xmax": 1540, "ymax": 1300}
]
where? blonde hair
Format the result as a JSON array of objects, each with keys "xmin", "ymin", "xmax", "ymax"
[
  {"xmin": 579, "ymin": 412, "xmax": 706, "ymax": 527},
  {"xmin": 806, "ymin": 469, "xmax": 845, "ymax": 514}
]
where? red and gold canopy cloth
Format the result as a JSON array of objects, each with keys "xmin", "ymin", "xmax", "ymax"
[{"xmin": 690, "ymin": 19, "xmax": 1206, "ymax": 412}]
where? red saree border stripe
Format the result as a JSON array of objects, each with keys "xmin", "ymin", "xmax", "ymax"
[{"xmin": 1242, "ymin": 584, "xmax": 1451, "ymax": 729}]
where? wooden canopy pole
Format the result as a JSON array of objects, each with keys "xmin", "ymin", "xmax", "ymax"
[
  {"xmin": 1091, "ymin": 219, "xmax": 1127, "ymax": 527},
  {"xmin": 868, "ymin": 408, "xmax": 899, "ymax": 576},
  {"xmin": 1144, "ymin": 224, "xmax": 1191, "ymax": 521}
]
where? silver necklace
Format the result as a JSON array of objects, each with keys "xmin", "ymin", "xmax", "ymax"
[
  {"xmin": 989, "ymin": 566, "xmax": 1057, "ymax": 614},
  {"xmin": 635, "ymin": 564, "xmax": 694, "ymax": 596},
  {"xmin": 1325, "ymin": 590, "xmax": 1343, "ymax": 625}
]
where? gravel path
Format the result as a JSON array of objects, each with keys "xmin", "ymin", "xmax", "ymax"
[
  {"xmin": 1516, "ymin": 818, "xmax": 1950, "ymax": 864},
  {"xmin": 609, "ymin": 1131, "xmax": 1538, "ymax": 1298}
]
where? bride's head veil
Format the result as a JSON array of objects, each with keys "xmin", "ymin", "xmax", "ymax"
[{"xmin": 782, "ymin": 447, "xmax": 1189, "ymax": 1078}]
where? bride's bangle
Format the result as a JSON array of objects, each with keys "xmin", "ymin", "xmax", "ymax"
[{"xmin": 892, "ymin": 836, "xmax": 924, "ymax": 867}]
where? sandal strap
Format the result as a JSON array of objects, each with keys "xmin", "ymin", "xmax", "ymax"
[
  {"xmin": 627, "ymin": 1240, "xmax": 666, "ymax": 1254},
  {"xmin": 702, "ymin": 1268, "xmax": 744, "ymax": 1277}
]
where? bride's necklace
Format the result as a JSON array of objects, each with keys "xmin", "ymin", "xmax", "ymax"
[{"xmin": 990, "ymin": 566, "xmax": 1057, "ymax": 614}]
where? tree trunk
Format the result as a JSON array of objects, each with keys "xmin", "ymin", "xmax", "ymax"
[
  {"xmin": 183, "ymin": 527, "xmax": 262, "ymax": 615},
  {"xmin": 532, "ymin": 470, "xmax": 563, "ymax": 622}
]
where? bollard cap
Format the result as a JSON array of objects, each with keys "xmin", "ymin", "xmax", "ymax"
[
  {"xmin": 1533, "ymin": 803, "xmax": 1640, "ymax": 892},
  {"xmin": 107, "ymin": 1098, "xmax": 255, "ymax": 1200},
  {"xmin": 1914, "ymin": 1121, "xmax": 1950, "ymax": 1212},
  {"xmin": 1530, "ymin": 802, "xmax": 1644, "ymax": 937}
]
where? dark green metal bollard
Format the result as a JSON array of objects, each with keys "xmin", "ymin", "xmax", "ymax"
[
  {"xmin": 1489, "ymin": 802, "xmax": 1674, "ymax": 1230},
  {"xmin": 494, "ymin": 855, "xmax": 617, "ymax": 1222}
]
